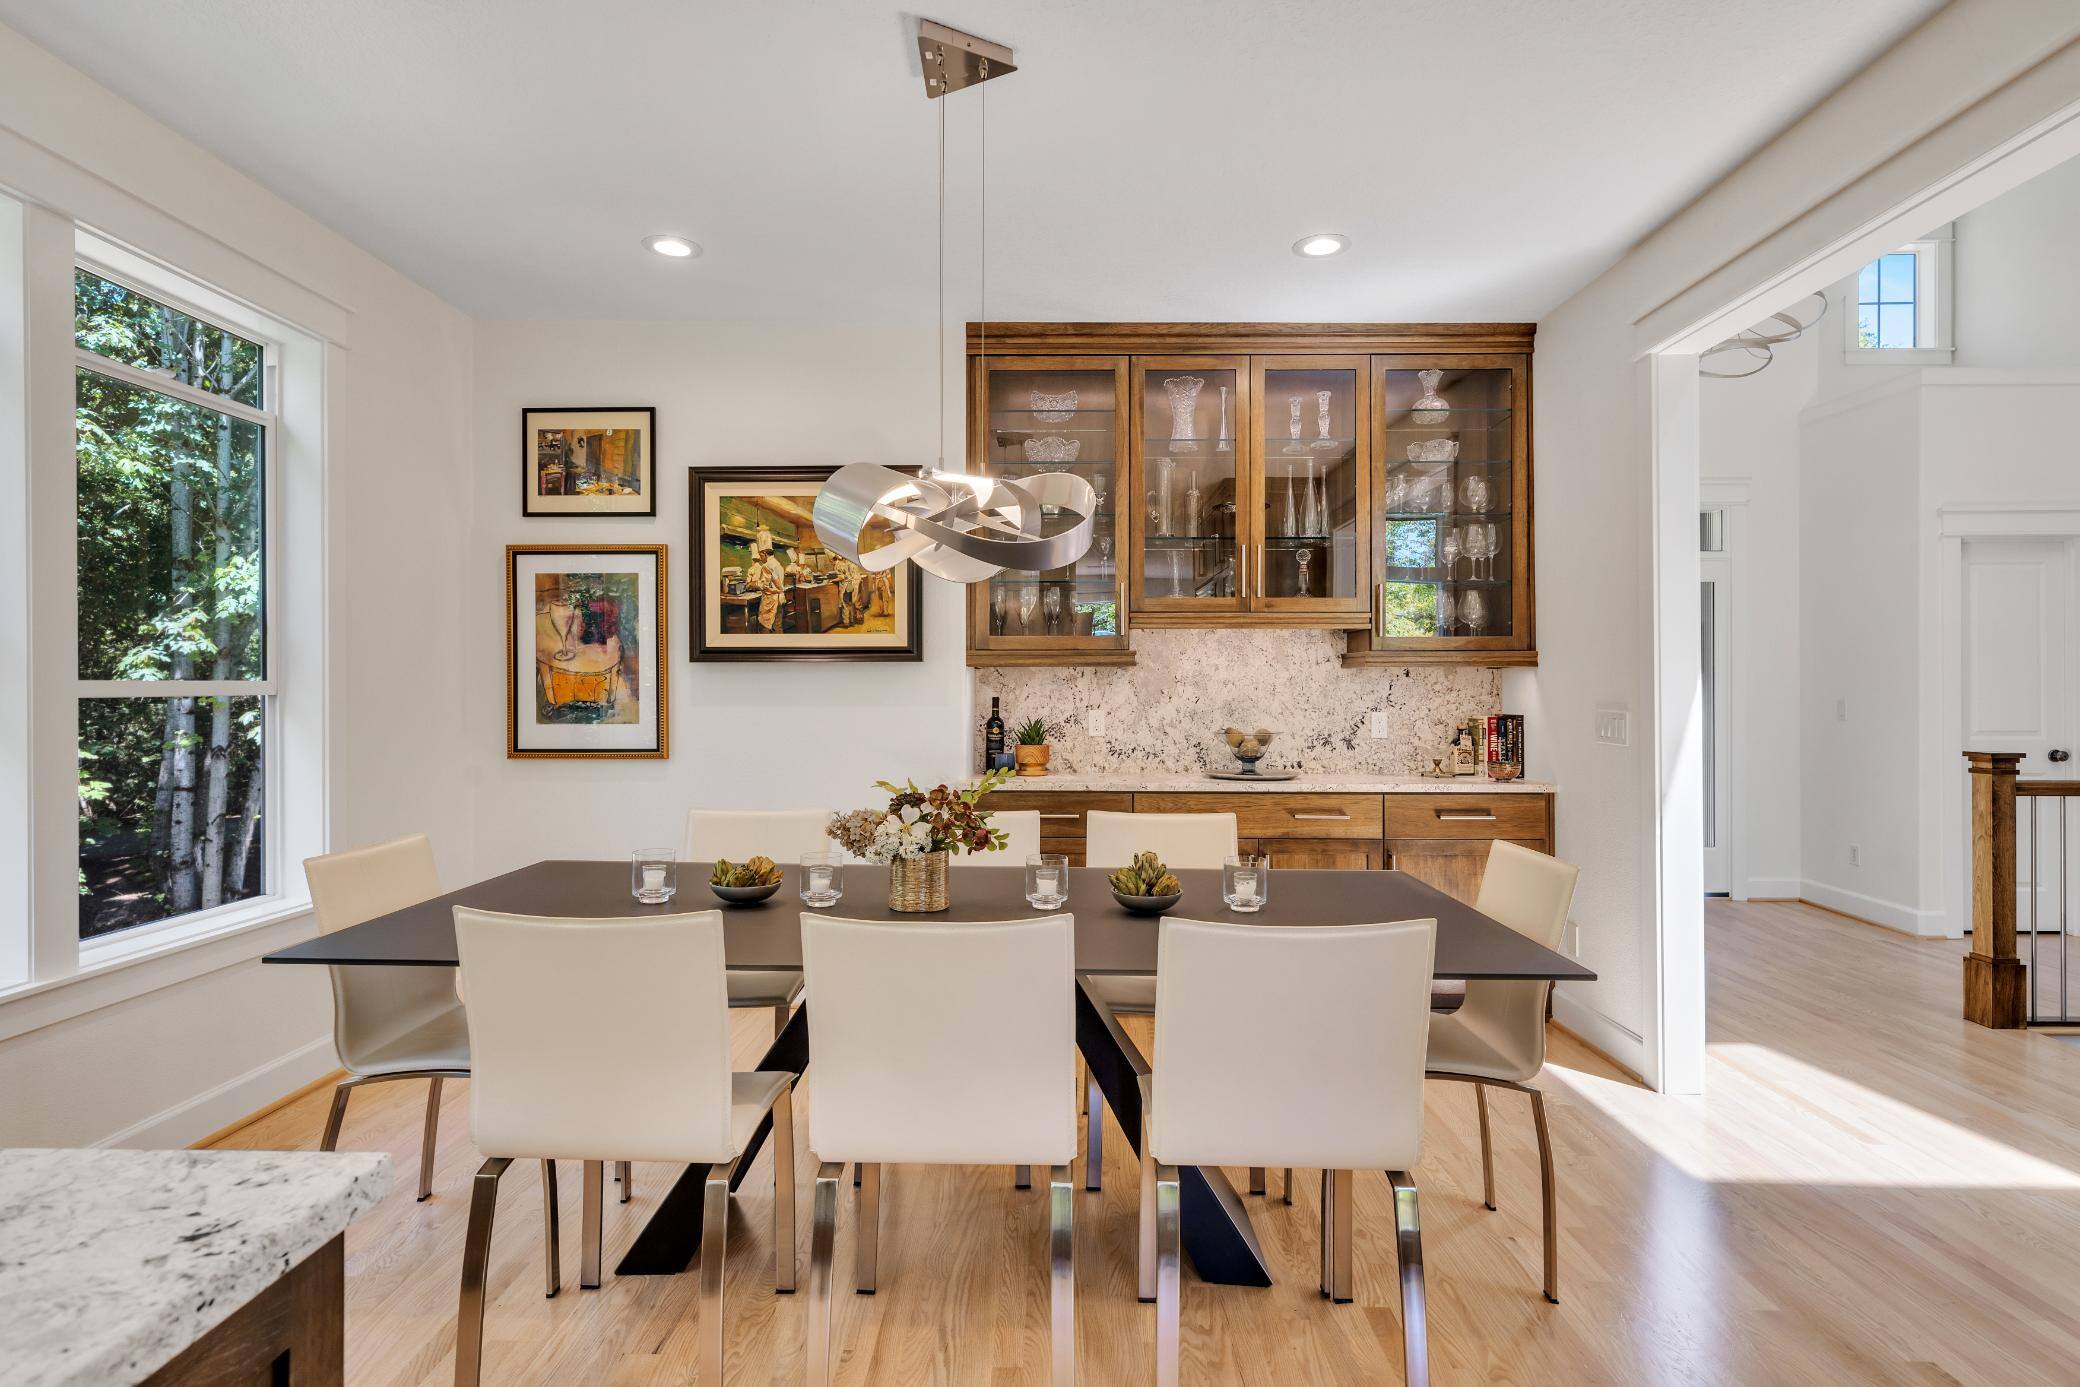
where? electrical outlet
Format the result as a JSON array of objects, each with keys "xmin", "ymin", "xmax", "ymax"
[
  {"xmin": 1836, "ymin": 698, "xmax": 1848, "ymax": 723},
  {"xmin": 1595, "ymin": 707, "xmax": 1629, "ymax": 746},
  {"xmin": 1369, "ymin": 709, "xmax": 1391, "ymax": 738},
  {"xmin": 1086, "ymin": 706, "xmax": 1106, "ymax": 739},
  {"xmin": 1849, "ymin": 843, "xmax": 1860, "ymax": 867}
]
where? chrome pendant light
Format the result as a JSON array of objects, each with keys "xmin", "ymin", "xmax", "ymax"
[{"xmin": 814, "ymin": 21, "xmax": 1094, "ymax": 582}]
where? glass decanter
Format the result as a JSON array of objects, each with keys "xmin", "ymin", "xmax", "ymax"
[
  {"xmin": 1299, "ymin": 459, "xmax": 1322, "ymax": 537},
  {"xmin": 1280, "ymin": 464, "xmax": 1299, "ymax": 537},
  {"xmin": 1412, "ymin": 369, "xmax": 1449, "ymax": 425},
  {"xmin": 1151, "ymin": 455, "xmax": 1174, "ymax": 534},
  {"xmin": 1182, "ymin": 466, "xmax": 1201, "ymax": 538},
  {"xmin": 1163, "ymin": 376, "xmax": 1204, "ymax": 454},
  {"xmin": 1312, "ymin": 389, "xmax": 1339, "ymax": 449}
]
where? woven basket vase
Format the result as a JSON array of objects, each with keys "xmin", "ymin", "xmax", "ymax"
[{"xmin": 888, "ymin": 850, "xmax": 950, "ymax": 913}]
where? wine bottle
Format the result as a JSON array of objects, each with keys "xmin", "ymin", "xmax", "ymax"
[{"xmin": 983, "ymin": 696, "xmax": 1005, "ymax": 771}]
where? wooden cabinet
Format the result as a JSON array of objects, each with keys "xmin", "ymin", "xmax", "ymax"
[
  {"xmin": 1247, "ymin": 838, "xmax": 1385, "ymax": 871},
  {"xmin": 1384, "ymin": 791, "xmax": 1554, "ymax": 906},
  {"xmin": 976, "ymin": 789, "xmax": 1133, "ymax": 866},
  {"xmin": 1136, "ymin": 791, "xmax": 1384, "ymax": 840},
  {"xmin": 964, "ymin": 325, "xmax": 1534, "ymax": 665}
]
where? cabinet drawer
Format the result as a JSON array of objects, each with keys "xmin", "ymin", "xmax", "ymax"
[
  {"xmin": 1386, "ymin": 793, "xmax": 1549, "ymax": 841},
  {"xmin": 1134, "ymin": 792, "xmax": 1384, "ymax": 840},
  {"xmin": 1241, "ymin": 837, "xmax": 1385, "ymax": 871},
  {"xmin": 978, "ymin": 791, "xmax": 1133, "ymax": 840}
]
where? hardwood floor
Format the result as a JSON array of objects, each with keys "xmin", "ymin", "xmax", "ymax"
[{"xmin": 211, "ymin": 901, "xmax": 2080, "ymax": 1384}]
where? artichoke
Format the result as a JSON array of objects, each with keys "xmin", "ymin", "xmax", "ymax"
[
  {"xmin": 710, "ymin": 856, "xmax": 782, "ymax": 888},
  {"xmin": 1110, "ymin": 851, "xmax": 1179, "ymax": 897},
  {"xmin": 1151, "ymin": 872, "xmax": 1183, "ymax": 896}
]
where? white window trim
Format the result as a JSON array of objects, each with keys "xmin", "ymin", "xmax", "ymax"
[
  {"xmin": 1844, "ymin": 222, "xmax": 1955, "ymax": 365},
  {"xmin": 0, "ymin": 218, "xmax": 327, "ymax": 1023}
]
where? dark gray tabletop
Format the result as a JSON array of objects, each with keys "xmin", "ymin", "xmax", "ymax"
[{"xmin": 262, "ymin": 860, "xmax": 1594, "ymax": 982}]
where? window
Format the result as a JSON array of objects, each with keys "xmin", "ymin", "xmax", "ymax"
[
  {"xmin": 74, "ymin": 269, "xmax": 275, "ymax": 940},
  {"xmin": 1844, "ymin": 224, "xmax": 1953, "ymax": 364}
]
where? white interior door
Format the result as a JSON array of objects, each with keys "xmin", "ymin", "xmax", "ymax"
[
  {"xmin": 1961, "ymin": 537, "xmax": 2074, "ymax": 933},
  {"xmin": 1701, "ymin": 558, "xmax": 1733, "ymax": 895}
]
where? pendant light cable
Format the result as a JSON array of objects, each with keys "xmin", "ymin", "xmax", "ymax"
[{"xmin": 937, "ymin": 92, "xmax": 946, "ymax": 469}]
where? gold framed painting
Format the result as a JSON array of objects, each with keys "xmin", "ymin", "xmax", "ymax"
[
  {"xmin": 506, "ymin": 544, "xmax": 668, "ymax": 758},
  {"xmin": 688, "ymin": 465, "xmax": 923, "ymax": 661},
  {"xmin": 521, "ymin": 406, "xmax": 656, "ymax": 516}
]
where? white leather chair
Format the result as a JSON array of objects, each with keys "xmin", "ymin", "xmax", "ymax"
[
  {"xmin": 1426, "ymin": 840, "xmax": 1580, "ymax": 1305},
  {"xmin": 952, "ymin": 808, "xmax": 1041, "ymax": 865},
  {"xmin": 799, "ymin": 913, "xmax": 1077, "ymax": 1387},
  {"xmin": 1134, "ymin": 915, "xmax": 1436, "ymax": 1387},
  {"xmin": 684, "ymin": 808, "xmax": 830, "ymax": 1038},
  {"xmin": 1078, "ymin": 810, "xmax": 1238, "ymax": 1191},
  {"xmin": 305, "ymin": 835, "xmax": 467, "ymax": 1202},
  {"xmin": 451, "ymin": 907, "xmax": 795, "ymax": 1387}
]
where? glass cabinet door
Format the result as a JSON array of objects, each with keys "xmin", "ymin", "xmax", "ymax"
[
  {"xmin": 965, "ymin": 356, "xmax": 1131, "ymax": 662},
  {"xmin": 1250, "ymin": 357, "xmax": 1371, "ymax": 618},
  {"xmin": 1130, "ymin": 358, "xmax": 1248, "ymax": 617},
  {"xmin": 1371, "ymin": 356, "xmax": 1528, "ymax": 653}
]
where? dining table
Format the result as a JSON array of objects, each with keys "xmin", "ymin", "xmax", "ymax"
[{"xmin": 263, "ymin": 860, "xmax": 1594, "ymax": 1287}]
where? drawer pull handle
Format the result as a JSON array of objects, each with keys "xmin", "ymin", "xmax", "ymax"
[
  {"xmin": 1038, "ymin": 813, "xmax": 1081, "ymax": 820},
  {"xmin": 1435, "ymin": 811, "xmax": 1497, "ymax": 821},
  {"xmin": 1291, "ymin": 813, "xmax": 1352, "ymax": 821}
]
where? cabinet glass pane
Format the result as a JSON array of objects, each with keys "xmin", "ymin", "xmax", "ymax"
[
  {"xmin": 983, "ymin": 367, "xmax": 1120, "ymax": 637},
  {"xmin": 1141, "ymin": 366, "xmax": 1239, "ymax": 602},
  {"xmin": 1261, "ymin": 368, "xmax": 1360, "ymax": 601},
  {"xmin": 1382, "ymin": 367, "xmax": 1513, "ymax": 637}
]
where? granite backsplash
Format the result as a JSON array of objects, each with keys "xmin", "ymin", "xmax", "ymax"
[{"xmin": 974, "ymin": 629, "xmax": 1501, "ymax": 776}]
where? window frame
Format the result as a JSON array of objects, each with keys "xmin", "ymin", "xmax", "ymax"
[
  {"xmin": 72, "ymin": 255, "xmax": 289, "ymax": 954},
  {"xmin": 1843, "ymin": 222, "xmax": 1955, "ymax": 366}
]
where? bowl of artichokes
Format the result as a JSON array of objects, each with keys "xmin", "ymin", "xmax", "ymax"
[
  {"xmin": 709, "ymin": 856, "xmax": 784, "ymax": 905},
  {"xmin": 1108, "ymin": 851, "xmax": 1184, "ymax": 916}
]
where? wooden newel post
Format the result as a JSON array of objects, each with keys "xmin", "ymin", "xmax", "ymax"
[{"xmin": 1964, "ymin": 751, "xmax": 2026, "ymax": 1028}]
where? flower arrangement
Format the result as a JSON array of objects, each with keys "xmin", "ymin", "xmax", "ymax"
[{"xmin": 827, "ymin": 767, "xmax": 1016, "ymax": 864}]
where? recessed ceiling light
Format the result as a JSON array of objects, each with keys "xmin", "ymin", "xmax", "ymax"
[
  {"xmin": 1293, "ymin": 234, "xmax": 1349, "ymax": 258},
  {"xmin": 644, "ymin": 235, "xmax": 700, "ymax": 259}
]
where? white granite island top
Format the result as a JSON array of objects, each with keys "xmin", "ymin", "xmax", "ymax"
[
  {"xmin": 0, "ymin": 1147, "xmax": 391, "ymax": 1387},
  {"xmin": 965, "ymin": 771, "xmax": 1555, "ymax": 794}
]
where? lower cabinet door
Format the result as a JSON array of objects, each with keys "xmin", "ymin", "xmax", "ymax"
[
  {"xmin": 1244, "ymin": 837, "xmax": 1384, "ymax": 871},
  {"xmin": 1386, "ymin": 838, "xmax": 1546, "ymax": 905}
]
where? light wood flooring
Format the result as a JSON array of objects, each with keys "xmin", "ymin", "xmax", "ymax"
[{"xmin": 212, "ymin": 901, "xmax": 2080, "ymax": 1384}]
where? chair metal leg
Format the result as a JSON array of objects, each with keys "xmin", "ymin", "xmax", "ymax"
[
  {"xmin": 320, "ymin": 1082, "xmax": 352, "ymax": 1152},
  {"xmin": 417, "ymin": 1077, "xmax": 444, "ymax": 1201},
  {"xmin": 617, "ymin": 1161, "xmax": 632, "ymax": 1203},
  {"xmin": 1387, "ymin": 1170, "xmax": 1429, "ymax": 1387},
  {"xmin": 773, "ymin": 1084, "xmax": 798, "ymax": 1293},
  {"xmin": 855, "ymin": 1162, "xmax": 880, "ymax": 1294},
  {"xmin": 1137, "ymin": 1117, "xmax": 1157, "ymax": 1302},
  {"xmin": 808, "ymin": 1161, "xmax": 844, "ymax": 1387},
  {"xmin": 453, "ymin": 1157, "xmax": 510, "ymax": 1387},
  {"xmin": 1154, "ymin": 1163, "xmax": 1182, "ymax": 1387},
  {"xmin": 1048, "ymin": 1164, "xmax": 1075, "ymax": 1387},
  {"xmin": 1327, "ymin": 1169, "xmax": 1353, "ymax": 1303},
  {"xmin": 774, "ymin": 1003, "xmax": 790, "ymax": 1040},
  {"xmin": 580, "ymin": 1161, "xmax": 603, "ymax": 1289},
  {"xmin": 1084, "ymin": 1075, "xmax": 1103, "ymax": 1192},
  {"xmin": 540, "ymin": 1160, "xmax": 561, "ymax": 1298},
  {"xmin": 1015, "ymin": 1164, "xmax": 1031, "ymax": 1189},
  {"xmin": 1476, "ymin": 1083, "xmax": 1497, "ymax": 1211},
  {"xmin": 699, "ymin": 1168, "xmax": 731, "ymax": 1387},
  {"xmin": 1530, "ymin": 1086, "xmax": 1559, "ymax": 1304},
  {"xmin": 1281, "ymin": 1168, "xmax": 1292, "ymax": 1206},
  {"xmin": 1319, "ymin": 1170, "xmax": 1333, "ymax": 1297},
  {"xmin": 1249, "ymin": 1167, "xmax": 1265, "ymax": 1196}
]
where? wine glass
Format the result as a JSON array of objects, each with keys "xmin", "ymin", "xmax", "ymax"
[
  {"xmin": 989, "ymin": 585, "xmax": 1007, "ymax": 634},
  {"xmin": 1296, "ymin": 546, "xmax": 1313, "ymax": 597},
  {"xmin": 1042, "ymin": 586, "xmax": 1062, "ymax": 635},
  {"xmin": 1483, "ymin": 523, "xmax": 1500, "ymax": 580},
  {"xmin": 1469, "ymin": 526, "xmax": 1492, "ymax": 580},
  {"xmin": 1435, "ymin": 589, "xmax": 1455, "ymax": 635},
  {"xmin": 1386, "ymin": 471, "xmax": 1408, "ymax": 512},
  {"xmin": 550, "ymin": 598, "xmax": 580, "ymax": 661},
  {"xmin": 1440, "ymin": 527, "xmax": 1461, "ymax": 578},
  {"xmin": 1097, "ymin": 533, "xmax": 1114, "ymax": 566},
  {"xmin": 1461, "ymin": 475, "xmax": 1488, "ymax": 514},
  {"xmin": 1018, "ymin": 583, "xmax": 1039, "ymax": 632},
  {"xmin": 1462, "ymin": 590, "xmax": 1487, "ymax": 633}
]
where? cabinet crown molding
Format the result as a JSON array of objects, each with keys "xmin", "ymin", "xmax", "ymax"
[{"xmin": 965, "ymin": 322, "xmax": 1537, "ymax": 355}]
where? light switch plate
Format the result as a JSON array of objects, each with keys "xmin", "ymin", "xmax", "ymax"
[
  {"xmin": 1595, "ymin": 706, "xmax": 1629, "ymax": 746},
  {"xmin": 1369, "ymin": 710, "xmax": 1391, "ymax": 738}
]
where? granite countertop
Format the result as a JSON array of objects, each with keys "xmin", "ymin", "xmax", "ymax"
[
  {"xmin": 966, "ymin": 771, "xmax": 1555, "ymax": 794},
  {"xmin": 0, "ymin": 1147, "xmax": 392, "ymax": 1387}
]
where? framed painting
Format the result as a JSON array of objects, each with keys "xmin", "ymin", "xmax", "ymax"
[
  {"xmin": 688, "ymin": 465, "xmax": 923, "ymax": 661},
  {"xmin": 506, "ymin": 544, "xmax": 668, "ymax": 758},
  {"xmin": 521, "ymin": 406, "xmax": 656, "ymax": 516}
]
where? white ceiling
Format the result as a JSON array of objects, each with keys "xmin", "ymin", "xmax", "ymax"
[{"xmin": 0, "ymin": 0, "xmax": 1948, "ymax": 323}]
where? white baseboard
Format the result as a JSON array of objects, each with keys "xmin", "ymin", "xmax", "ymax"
[
  {"xmin": 1550, "ymin": 989, "xmax": 1650, "ymax": 1086},
  {"xmin": 1799, "ymin": 879, "xmax": 1950, "ymax": 937},
  {"xmin": 1744, "ymin": 875, "xmax": 1801, "ymax": 899},
  {"xmin": 96, "ymin": 1035, "xmax": 336, "ymax": 1150}
]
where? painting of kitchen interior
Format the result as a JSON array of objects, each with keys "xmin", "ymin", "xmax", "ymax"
[{"xmin": 521, "ymin": 407, "xmax": 655, "ymax": 515}]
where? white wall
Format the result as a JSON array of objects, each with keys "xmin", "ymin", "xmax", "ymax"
[
  {"xmin": 0, "ymin": 22, "xmax": 474, "ymax": 1147},
  {"xmin": 1953, "ymin": 153, "xmax": 2080, "ymax": 368},
  {"xmin": 1700, "ymin": 325, "xmax": 1815, "ymax": 898},
  {"xmin": 466, "ymin": 321, "xmax": 970, "ymax": 875}
]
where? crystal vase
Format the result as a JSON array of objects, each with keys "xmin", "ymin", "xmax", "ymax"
[
  {"xmin": 1163, "ymin": 376, "xmax": 1204, "ymax": 453},
  {"xmin": 1283, "ymin": 396, "xmax": 1308, "ymax": 454},
  {"xmin": 1312, "ymin": 389, "xmax": 1338, "ymax": 449},
  {"xmin": 1412, "ymin": 369, "xmax": 1450, "ymax": 425},
  {"xmin": 889, "ymin": 850, "xmax": 950, "ymax": 912}
]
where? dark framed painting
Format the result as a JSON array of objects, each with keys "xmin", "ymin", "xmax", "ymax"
[
  {"xmin": 521, "ymin": 407, "xmax": 656, "ymax": 516},
  {"xmin": 688, "ymin": 465, "xmax": 923, "ymax": 661},
  {"xmin": 506, "ymin": 544, "xmax": 668, "ymax": 758}
]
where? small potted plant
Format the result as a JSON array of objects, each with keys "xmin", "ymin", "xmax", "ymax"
[{"xmin": 1013, "ymin": 717, "xmax": 1054, "ymax": 777}]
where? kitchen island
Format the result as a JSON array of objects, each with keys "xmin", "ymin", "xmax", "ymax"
[{"xmin": 0, "ymin": 1147, "xmax": 390, "ymax": 1387}]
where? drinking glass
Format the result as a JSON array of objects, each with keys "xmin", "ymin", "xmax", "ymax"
[
  {"xmin": 1464, "ymin": 526, "xmax": 1487, "ymax": 580},
  {"xmin": 631, "ymin": 849, "xmax": 678, "ymax": 905},
  {"xmin": 1026, "ymin": 853, "xmax": 1070, "ymax": 909},
  {"xmin": 1435, "ymin": 589, "xmax": 1456, "ymax": 635},
  {"xmin": 1097, "ymin": 533, "xmax": 1114, "ymax": 566},
  {"xmin": 1223, "ymin": 855, "xmax": 1270, "ymax": 913},
  {"xmin": 1440, "ymin": 528, "xmax": 1461, "ymax": 578},
  {"xmin": 799, "ymin": 850, "xmax": 843, "ymax": 908},
  {"xmin": 1462, "ymin": 590, "xmax": 1487, "ymax": 633},
  {"xmin": 1042, "ymin": 586, "xmax": 1062, "ymax": 634},
  {"xmin": 1463, "ymin": 475, "xmax": 1490, "ymax": 514},
  {"xmin": 1018, "ymin": 583, "xmax": 1039, "ymax": 632},
  {"xmin": 989, "ymin": 585, "xmax": 1007, "ymax": 634},
  {"xmin": 1484, "ymin": 523, "xmax": 1500, "ymax": 579}
]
